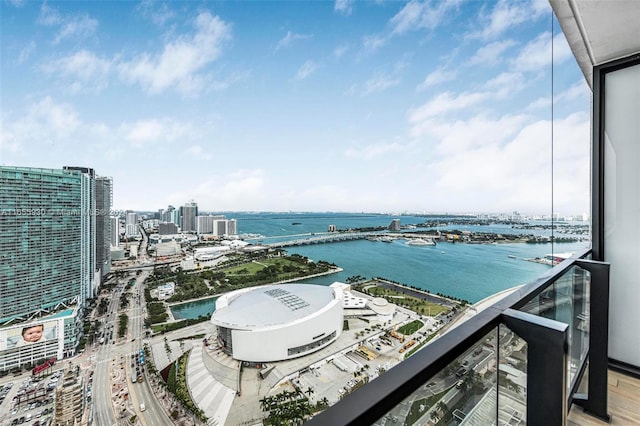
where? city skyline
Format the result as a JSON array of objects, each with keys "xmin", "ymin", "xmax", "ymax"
[{"xmin": 1, "ymin": 0, "xmax": 590, "ymax": 215}]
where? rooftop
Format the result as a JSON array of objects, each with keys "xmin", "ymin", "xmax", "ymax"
[{"xmin": 212, "ymin": 283, "xmax": 337, "ymax": 329}]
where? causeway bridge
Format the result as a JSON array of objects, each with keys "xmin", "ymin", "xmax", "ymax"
[
  {"xmin": 262, "ymin": 232, "xmax": 437, "ymax": 248},
  {"xmin": 264, "ymin": 232, "xmax": 378, "ymax": 248}
]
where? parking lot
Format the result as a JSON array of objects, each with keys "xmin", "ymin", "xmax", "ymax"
[{"xmin": 0, "ymin": 372, "xmax": 59, "ymax": 426}]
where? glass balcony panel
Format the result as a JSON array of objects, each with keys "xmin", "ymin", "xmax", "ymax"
[
  {"xmin": 498, "ymin": 323, "xmax": 527, "ymax": 425},
  {"xmin": 518, "ymin": 266, "xmax": 590, "ymax": 391},
  {"xmin": 373, "ymin": 328, "xmax": 498, "ymax": 426}
]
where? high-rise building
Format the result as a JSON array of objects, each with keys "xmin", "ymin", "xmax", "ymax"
[
  {"xmin": 180, "ymin": 201, "xmax": 198, "ymax": 233},
  {"xmin": 95, "ymin": 176, "xmax": 112, "ymax": 277},
  {"xmin": 110, "ymin": 216, "xmax": 120, "ymax": 247},
  {"xmin": 0, "ymin": 166, "xmax": 96, "ymax": 369},
  {"xmin": 161, "ymin": 205, "xmax": 180, "ymax": 227},
  {"xmin": 63, "ymin": 166, "xmax": 96, "ymax": 301},
  {"xmin": 214, "ymin": 219, "xmax": 228, "ymax": 236},
  {"xmin": 228, "ymin": 218, "xmax": 238, "ymax": 236},
  {"xmin": 159, "ymin": 222, "xmax": 179, "ymax": 235},
  {"xmin": 196, "ymin": 215, "xmax": 225, "ymax": 235},
  {"xmin": 388, "ymin": 219, "xmax": 401, "ymax": 231},
  {"xmin": 125, "ymin": 212, "xmax": 138, "ymax": 237}
]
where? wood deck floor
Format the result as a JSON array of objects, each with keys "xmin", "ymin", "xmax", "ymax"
[{"xmin": 568, "ymin": 370, "xmax": 640, "ymax": 425}]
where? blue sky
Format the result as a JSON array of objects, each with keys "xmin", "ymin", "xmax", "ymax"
[{"xmin": 0, "ymin": 0, "xmax": 590, "ymax": 215}]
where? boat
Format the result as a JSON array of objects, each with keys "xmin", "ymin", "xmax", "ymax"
[
  {"xmin": 291, "ymin": 222, "xmax": 302, "ymax": 225},
  {"xmin": 508, "ymin": 255, "xmax": 517, "ymax": 259},
  {"xmin": 380, "ymin": 236, "xmax": 393, "ymax": 243},
  {"xmin": 406, "ymin": 238, "xmax": 436, "ymax": 246}
]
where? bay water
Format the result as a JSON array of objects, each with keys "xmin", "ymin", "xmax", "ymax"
[{"xmin": 170, "ymin": 212, "xmax": 589, "ymax": 319}]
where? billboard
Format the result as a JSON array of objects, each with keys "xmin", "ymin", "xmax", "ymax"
[{"xmin": 0, "ymin": 318, "xmax": 60, "ymax": 352}]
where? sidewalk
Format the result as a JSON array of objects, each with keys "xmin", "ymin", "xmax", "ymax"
[{"xmin": 186, "ymin": 344, "xmax": 236, "ymax": 425}]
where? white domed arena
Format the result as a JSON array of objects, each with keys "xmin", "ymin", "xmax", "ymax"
[{"xmin": 211, "ymin": 283, "xmax": 344, "ymax": 362}]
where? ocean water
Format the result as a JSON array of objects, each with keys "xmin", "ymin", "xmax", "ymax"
[{"xmin": 170, "ymin": 212, "xmax": 590, "ymax": 319}]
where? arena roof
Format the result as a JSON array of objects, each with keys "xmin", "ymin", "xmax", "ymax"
[{"xmin": 212, "ymin": 283, "xmax": 337, "ymax": 328}]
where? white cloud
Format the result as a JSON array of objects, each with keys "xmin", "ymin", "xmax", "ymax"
[
  {"xmin": 334, "ymin": 0, "xmax": 355, "ymax": 16},
  {"xmin": 469, "ymin": 0, "xmax": 547, "ymax": 40},
  {"xmin": 512, "ymin": 32, "xmax": 571, "ymax": 72},
  {"xmin": 37, "ymin": 3, "xmax": 98, "ymax": 44},
  {"xmin": 468, "ymin": 39, "xmax": 517, "ymax": 66},
  {"xmin": 334, "ymin": 44, "xmax": 349, "ymax": 58},
  {"xmin": 17, "ymin": 41, "xmax": 36, "ymax": 65},
  {"xmin": 390, "ymin": 0, "xmax": 461, "ymax": 34},
  {"xmin": 42, "ymin": 50, "xmax": 112, "ymax": 93},
  {"xmin": 527, "ymin": 79, "xmax": 589, "ymax": 111},
  {"xmin": 482, "ymin": 72, "xmax": 526, "ymax": 98},
  {"xmin": 411, "ymin": 110, "xmax": 589, "ymax": 213},
  {"xmin": 185, "ymin": 145, "xmax": 212, "ymax": 160},
  {"xmin": 168, "ymin": 169, "xmax": 267, "ymax": 211},
  {"xmin": 344, "ymin": 142, "xmax": 403, "ymax": 160},
  {"xmin": 275, "ymin": 31, "xmax": 313, "ymax": 52},
  {"xmin": 0, "ymin": 97, "xmax": 80, "ymax": 156},
  {"xmin": 361, "ymin": 72, "xmax": 400, "ymax": 96},
  {"xmin": 37, "ymin": 3, "xmax": 63, "ymax": 26},
  {"xmin": 118, "ymin": 11, "xmax": 231, "ymax": 95},
  {"xmin": 432, "ymin": 114, "xmax": 530, "ymax": 155},
  {"xmin": 409, "ymin": 91, "xmax": 489, "ymax": 126},
  {"xmin": 362, "ymin": 34, "xmax": 386, "ymax": 52},
  {"xmin": 416, "ymin": 67, "xmax": 458, "ymax": 91},
  {"xmin": 122, "ymin": 119, "xmax": 192, "ymax": 148},
  {"xmin": 554, "ymin": 79, "xmax": 589, "ymax": 103},
  {"xmin": 54, "ymin": 14, "xmax": 98, "ymax": 44},
  {"xmin": 138, "ymin": 0, "xmax": 175, "ymax": 26},
  {"xmin": 295, "ymin": 60, "xmax": 317, "ymax": 81}
]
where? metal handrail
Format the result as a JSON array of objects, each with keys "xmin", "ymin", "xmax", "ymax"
[{"xmin": 307, "ymin": 247, "xmax": 605, "ymax": 425}]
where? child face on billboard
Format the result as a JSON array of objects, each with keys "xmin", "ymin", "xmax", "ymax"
[{"xmin": 22, "ymin": 324, "xmax": 44, "ymax": 343}]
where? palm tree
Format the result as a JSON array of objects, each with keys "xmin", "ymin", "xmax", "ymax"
[
  {"xmin": 259, "ymin": 397, "xmax": 269, "ymax": 412},
  {"xmin": 305, "ymin": 386, "xmax": 314, "ymax": 397},
  {"xmin": 437, "ymin": 401, "xmax": 448, "ymax": 417}
]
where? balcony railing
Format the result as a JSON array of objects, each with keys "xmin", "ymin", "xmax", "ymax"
[{"xmin": 308, "ymin": 248, "xmax": 609, "ymax": 425}]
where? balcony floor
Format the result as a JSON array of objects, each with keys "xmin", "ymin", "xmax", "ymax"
[{"xmin": 568, "ymin": 370, "xmax": 640, "ymax": 425}]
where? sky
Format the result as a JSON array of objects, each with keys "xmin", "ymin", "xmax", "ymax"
[{"xmin": 0, "ymin": 0, "xmax": 591, "ymax": 216}]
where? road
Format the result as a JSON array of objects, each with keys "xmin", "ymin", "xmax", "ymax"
[
  {"xmin": 125, "ymin": 228, "xmax": 174, "ymax": 426},
  {"xmin": 92, "ymin": 281, "xmax": 124, "ymax": 426},
  {"xmin": 125, "ymin": 270, "xmax": 173, "ymax": 426},
  {"xmin": 91, "ymin": 227, "xmax": 173, "ymax": 426}
]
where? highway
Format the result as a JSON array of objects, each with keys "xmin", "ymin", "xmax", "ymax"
[
  {"xmin": 92, "ymin": 228, "xmax": 173, "ymax": 426},
  {"xmin": 92, "ymin": 282, "xmax": 124, "ymax": 426},
  {"xmin": 126, "ymin": 228, "xmax": 174, "ymax": 426},
  {"xmin": 126, "ymin": 268, "xmax": 174, "ymax": 426}
]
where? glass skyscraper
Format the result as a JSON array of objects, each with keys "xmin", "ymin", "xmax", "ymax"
[
  {"xmin": 0, "ymin": 166, "xmax": 95, "ymax": 324},
  {"xmin": 95, "ymin": 176, "xmax": 112, "ymax": 278}
]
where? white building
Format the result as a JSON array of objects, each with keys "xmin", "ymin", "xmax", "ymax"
[
  {"xmin": 156, "ymin": 282, "xmax": 175, "ymax": 299},
  {"xmin": 194, "ymin": 246, "xmax": 230, "ymax": 261},
  {"xmin": 211, "ymin": 283, "xmax": 343, "ymax": 362},
  {"xmin": 125, "ymin": 212, "xmax": 138, "ymax": 237},
  {"xmin": 228, "ymin": 219, "xmax": 237, "ymax": 235},
  {"xmin": 155, "ymin": 241, "xmax": 181, "ymax": 257}
]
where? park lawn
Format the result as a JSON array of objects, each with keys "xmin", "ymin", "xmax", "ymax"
[
  {"xmin": 398, "ymin": 320, "xmax": 424, "ymax": 335},
  {"xmin": 222, "ymin": 258, "xmax": 304, "ymax": 275},
  {"xmin": 367, "ymin": 286, "xmax": 450, "ymax": 317}
]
